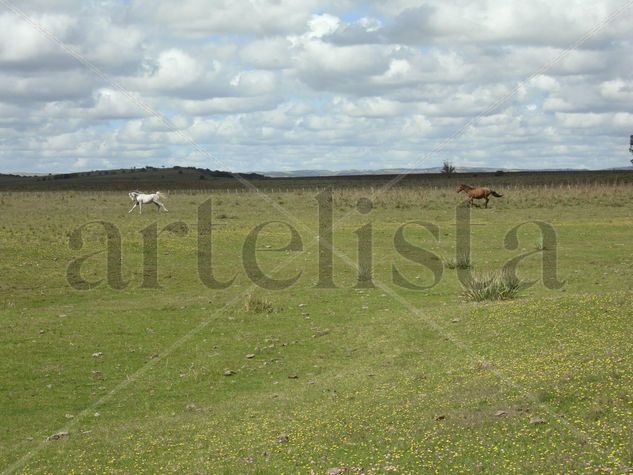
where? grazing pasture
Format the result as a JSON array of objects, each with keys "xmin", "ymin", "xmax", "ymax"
[{"xmin": 2, "ymin": 179, "xmax": 633, "ymax": 473}]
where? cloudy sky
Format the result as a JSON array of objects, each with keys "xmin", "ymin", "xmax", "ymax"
[{"xmin": 1, "ymin": 0, "xmax": 633, "ymax": 174}]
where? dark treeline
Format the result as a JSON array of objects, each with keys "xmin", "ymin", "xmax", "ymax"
[{"xmin": 1, "ymin": 166, "xmax": 632, "ymax": 191}]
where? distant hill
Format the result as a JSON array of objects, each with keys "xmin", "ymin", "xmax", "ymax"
[
  {"xmin": 10, "ymin": 172, "xmax": 48, "ymax": 177},
  {"xmin": 1, "ymin": 165, "xmax": 632, "ymax": 191},
  {"xmin": 0, "ymin": 166, "xmax": 267, "ymax": 191},
  {"xmin": 256, "ymin": 166, "xmax": 578, "ymax": 177}
]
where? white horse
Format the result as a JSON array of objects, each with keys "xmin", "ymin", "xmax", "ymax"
[{"xmin": 128, "ymin": 191, "xmax": 168, "ymax": 214}]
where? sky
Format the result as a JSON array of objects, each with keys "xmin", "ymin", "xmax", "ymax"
[{"xmin": 1, "ymin": 0, "xmax": 633, "ymax": 174}]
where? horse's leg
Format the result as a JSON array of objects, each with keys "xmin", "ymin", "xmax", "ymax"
[
  {"xmin": 139, "ymin": 202, "xmax": 143, "ymax": 214},
  {"xmin": 129, "ymin": 202, "xmax": 137, "ymax": 213},
  {"xmin": 155, "ymin": 199, "xmax": 168, "ymax": 212},
  {"xmin": 484, "ymin": 197, "xmax": 489, "ymax": 208}
]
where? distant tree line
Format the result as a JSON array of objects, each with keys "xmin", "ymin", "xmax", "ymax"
[{"xmin": 37, "ymin": 166, "xmax": 265, "ymax": 181}]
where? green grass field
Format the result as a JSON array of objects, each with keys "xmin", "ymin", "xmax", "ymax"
[{"xmin": 2, "ymin": 181, "xmax": 633, "ymax": 473}]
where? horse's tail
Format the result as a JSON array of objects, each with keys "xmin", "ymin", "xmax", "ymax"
[{"xmin": 491, "ymin": 190, "xmax": 503, "ymax": 198}]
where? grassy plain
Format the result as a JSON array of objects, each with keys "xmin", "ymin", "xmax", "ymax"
[{"xmin": 2, "ymin": 180, "xmax": 633, "ymax": 473}]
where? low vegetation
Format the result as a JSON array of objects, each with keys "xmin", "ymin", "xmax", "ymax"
[
  {"xmin": 2, "ymin": 179, "xmax": 633, "ymax": 472},
  {"xmin": 462, "ymin": 268, "xmax": 523, "ymax": 301},
  {"xmin": 444, "ymin": 252, "xmax": 472, "ymax": 270},
  {"xmin": 244, "ymin": 293, "xmax": 276, "ymax": 314}
]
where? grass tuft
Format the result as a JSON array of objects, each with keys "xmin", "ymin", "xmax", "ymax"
[
  {"xmin": 444, "ymin": 252, "xmax": 472, "ymax": 270},
  {"xmin": 357, "ymin": 263, "xmax": 373, "ymax": 283},
  {"xmin": 462, "ymin": 269, "xmax": 522, "ymax": 301},
  {"xmin": 244, "ymin": 294, "xmax": 276, "ymax": 313}
]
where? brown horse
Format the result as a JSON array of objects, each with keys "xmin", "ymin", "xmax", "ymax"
[{"xmin": 457, "ymin": 184, "xmax": 503, "ymax": 208}]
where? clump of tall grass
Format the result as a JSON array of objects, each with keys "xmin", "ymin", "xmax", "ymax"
[
  {"xmin": 357, "ymin": 263, "xmax": 373, "ymax": 284},
  {"xmin": 462, "ymin": 269, "xmax": 522, "ymax": 301},
  {"xmin": 444, "ymin": 252, "xmax": 472, "ymax": 270},
  {"xmin": 244, "ymin": 294, "xmax": 276, "ymax": 314}
]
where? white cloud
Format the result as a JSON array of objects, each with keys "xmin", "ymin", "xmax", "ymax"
[
  {"xmin": 334, "ymin": 96, "xmax": 407, "ymax": 118},
  {"xmin": 239, "ymin": 37, "xmax": 293, "ymax": 69},
  {"xmin": 600, "ymin": 79, "xmax": 633, "ymax": 102},
  {"xmin": 136, "ymin": 49, "xmax": 206, "ymax": 91},
  {"xmin": 1, "ymin": 0, "xmax": 632, "ymax": 173},
  {"xmin": 90, "ymin": 88, "xmax": 149, "ymax": 120},
  {"xmin": 130, "ymin": 0, "xmax": 327, "ymax": 36},
  {"xmin": 0, "ymin": 13, "xmax": 75, "ymax": 64}
]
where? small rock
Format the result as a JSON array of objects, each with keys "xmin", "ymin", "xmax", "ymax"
[
  {"xmin": 92, "ymin": 352, "xmax": 103, "ymax": 358},
  {"xmin": 434, "ymin": 414, "xmax": 446, "ymax": 421},
  {"xmin": 529, "ymin": 416, "xmax": 545, "ymax": 425},
  {"xmin": 494, "ymin": 410, "xmax": 507, "ymax": 417},
  {"xmin": 276, "ymin": 433, "xmax": 289, "ymax": 443},
  {"xmin": 246, "ymin": 354, "xmax": 256, "ymax": 359},
  {"xmin": 223, "ymin": 369, "xmax": 236, "ymax": 376},
  {"xmin": 64, "ymin": 414, "xmax": 74, "ymax": 419},
  {"xmin": 46, "ymin": 431, "xmax": 69, "ymax": 442},
  {"xmin": 186, "ymin": 403, "xmax": 198, "ymax": 411},
  {"xmin": 288, "ymin": 374, "xmax": 299, "ymax": 379},
  {"xmin": 451, "ymin": 318, "xmax": 460, "ymax": 323},
  {"xmin": 94, "ymin": 412, "xmax": 100, "ymax": 417}
]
